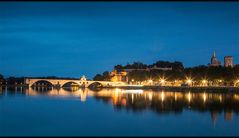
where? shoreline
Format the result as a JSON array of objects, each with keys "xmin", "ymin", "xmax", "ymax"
[
  {"xmin": 115, "ymin": 85, "xmax": 239, "ymax": 93},
  {"xmin": 1, "ymin": 84, "xmax": 239, "ymax": 93}
]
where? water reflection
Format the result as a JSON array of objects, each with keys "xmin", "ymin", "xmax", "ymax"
[{"xmin": 1, "ymin": 86, "xmax": 239, "ymax": 126}]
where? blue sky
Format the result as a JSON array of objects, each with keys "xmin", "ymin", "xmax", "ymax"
[{"xmin": 0, "ymin": 2, "xmax": 239, "ymax": 79}]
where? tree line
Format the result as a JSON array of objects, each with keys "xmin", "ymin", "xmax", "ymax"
[
  {"xmin": 114, "ymin": 61, "xmax": 184, "ymax": 71},
  {"xmin": 93, "ymin": 61, "xmax": 184, "ymax": 81},
  {"xmin": 93, "ymin": 60, "xmax": 239, "ymax": 85},
  {"xmin": 1, "ymin": 60, "xmax": 239, "ymax": 86}
]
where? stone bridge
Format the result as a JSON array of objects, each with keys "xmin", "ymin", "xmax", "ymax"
[{"xmin": 24, "ymin": 76, "xmax": 127, "ymax": 88}]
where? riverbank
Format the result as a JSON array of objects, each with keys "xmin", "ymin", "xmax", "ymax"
[
  {"xmin": 1, "ymin": 84, "xmax": 239, "ymax": 93},
  {"xmin": 115, "ymin": 85, "xmax": 239, "ymax": 93}
]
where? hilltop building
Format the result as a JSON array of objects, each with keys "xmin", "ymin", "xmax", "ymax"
[
  {"xmin": 224, "ymin": 56, "xmax": 233, "ymax": 67},
  {"xmin": 110, "ymin": 70, "xmax": 128, "ymax": 82},
  {"xmin": 110, "ymin": 65, "xmax": 172, "ymax": 82},
  {"xmin": 149, "ymin": 65, "xmax": 173, "ymax": 71},
  {"xmin": 209, "ymin": 51, "xmax": 221, "ymax": 67}
]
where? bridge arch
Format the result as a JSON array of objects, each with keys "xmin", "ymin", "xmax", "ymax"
[
  {"xmin": 88, "ymin": 82, "xmax": 104, "ymax": 88},
  {"xmin": 62, "ymin": 81, "xmax": 81, "ymax": 88},
  {"xmin": 31, "ymin": 80, "xmax": 54, "ymax": 87}
]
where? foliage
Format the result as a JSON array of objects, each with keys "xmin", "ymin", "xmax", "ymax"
[
  {"xmin": 0, "ymin": 74, "xmax": 4, "ymax": 83},
  {"xmin": 114, "ymin": 60, "xmax": 184, "ymax": 71},
  {"xmin": 6, "ymin": 77, "xmax": 25, "ymax": 85},
  {"xmin": 93, "ymin": 74, "xmax": 104, "ymax": 81},
  {"xmin": 95, "ymin": 61, "xmax": 239, "ymax": 84},
  {"xmin": 93, "ymin": 71, "xmax": 111, "ymax": 81}
]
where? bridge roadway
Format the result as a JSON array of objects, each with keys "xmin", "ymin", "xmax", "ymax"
[{"xmin": 24, "ymin": 76, "xmax": 127, "ymax": 88}]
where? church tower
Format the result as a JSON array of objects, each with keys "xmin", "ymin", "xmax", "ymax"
[{"xmin": 210, "ymin": 51, "xmax": 221, "ymax": 67}]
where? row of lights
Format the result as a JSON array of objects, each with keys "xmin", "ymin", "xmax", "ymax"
[{"xmin": 131, "ymin": 78, "xmax": 239, "ymax": 85}]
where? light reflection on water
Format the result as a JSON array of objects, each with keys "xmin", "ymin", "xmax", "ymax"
[{"xmin": 1, "ymin": 86, "xmax": 239, "ymax": 136}]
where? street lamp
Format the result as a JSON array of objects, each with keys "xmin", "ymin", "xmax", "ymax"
[
  {"xmin": 160, "ymin": 79, "xmax": 165, "ymax": 86},
  {"xmin": 186, "ymin": 78, "xmax": 193, "ymax": 87},
  {"xmin": 174, "ymin": 80, "xmax": 179, "ymax": 86},
  {"xmin": 148, "ymin": 80, "xmax": 153, "ymax": 85},
  {"xmin": 131, "ymin": 79, "xmax": 134, "ymax": 85},
  {"xmin": 185, "ymin": 76, "xmax": 193, "ymax": 86},
  {"xmin": 202, "ymin": 79, "xmax": 207, "ymax": 86},
  {"xmin": 187, "ymin": 79, "xmax": 192, "ymax": 84},
  {"xmin": 218, "ymin": 79, "xmax": 223, "ymax": 86}
]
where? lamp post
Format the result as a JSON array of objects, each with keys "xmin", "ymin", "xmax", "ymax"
[
  {"xmin": 148, "ymin": 80, "xmax": 153, "ymax": 85},
  {"xmin": 187, "ymin": 79, "xmax": 192, "ymax": 86},
  {"xmin": 160, "ymin": 79, "xmax": 165, "ymax": 86},
  {"xmin": 218, "ymin": 80, "xmax": 223, "ymax": 87},
  {"xmin": 202, "ymin": 80, "xmax": 207, "ymax": 87}
]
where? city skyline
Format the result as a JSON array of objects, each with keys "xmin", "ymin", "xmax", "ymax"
[{"xmin": 0, "ymin": 2, "xmax": 238, "ymax": 79}]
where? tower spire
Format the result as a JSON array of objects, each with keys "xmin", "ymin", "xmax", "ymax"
[{"xmin": 213, "ymin": 51, "xmax": 216, "ymax": 58}]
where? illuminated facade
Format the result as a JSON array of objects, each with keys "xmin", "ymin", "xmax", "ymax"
[
  {"xmin": 110, "ymin": 70, "xmax": 128, "ymax": 82},
  {"xmin": 150, "ymin": 65, "xmax": 173, "ymax": 71},
  {"xmin": 224, "ymin": 56, "xmax": 233, "ymax": 67},
  {"xmin": 123, "ymin": 65, "xmax": 172, "ymax": 72}
]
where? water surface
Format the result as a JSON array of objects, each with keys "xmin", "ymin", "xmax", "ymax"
[{"xmin": 0, "ymin": 87, "xmax": 239, "ymax": 136}]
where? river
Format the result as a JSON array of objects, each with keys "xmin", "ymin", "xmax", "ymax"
[{"xmin": 0, "ymin": 87, "xmax": 239, "ymax": 136}]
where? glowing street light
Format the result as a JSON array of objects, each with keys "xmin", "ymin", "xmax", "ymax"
[
  {"xmin": 131, "ymin": 79, "xmax": 134, "ymax": 85},
  {"xmin": 174, "ymin": 80, "xmax": 179, "ymax": 86},
  {"xmin": 159, "ymin": 75, "xmax": 166, "ymax": 86},
  {"xmin": 202, "ymin": 79, "xmax": 207, "ymax": 86},
  {"xmin": 218, "ymin": 79, "xmax": 223, "ymax": 86},
  {"xmin": 187, "ymin": 79, "xmax": 192, "ymax": 84},
  {"xmin": 185, "ymin": 76, "xmax": 193, "ymax": 86},
  {"xmin": 160, "ymin": 79, "xmax": 165, "ymax": 86},
  {"xmin": 146, "ymin": 79, "xmax": 153, "ymax": 85}
]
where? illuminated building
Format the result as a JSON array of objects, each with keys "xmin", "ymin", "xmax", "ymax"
[
  {"xmin": 80, "ymin": 75, "xmax": 87, "ymax": 81},
  {"xmin": 209, "ymin": 51, "xmax": 221, "ymax": 67},
  {"xmin": 110, "ymin": 70, "xmax": 128, "ymax": 82},
  {"xmin": 224, "ymin": 56, "xmax": 233, "ymax": 67},
  {"xmin": 123, "ymin": 65, "xmax": 172, "ymax": 72},
  {"xmin": 149, "ymin": 65, "xmax": 173, "ymax": 71}
]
